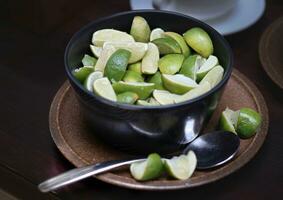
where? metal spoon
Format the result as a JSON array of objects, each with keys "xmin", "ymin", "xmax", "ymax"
[{"xmin": 38, "ymin": 131, "xmax": 239, "ymax": 193}]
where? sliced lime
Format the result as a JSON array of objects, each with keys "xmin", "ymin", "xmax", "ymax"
[
  {"xmin": 117, "ymin": 92, "xmax": 139, "ymax": 104},
  {"xmin": 82, "ymin": 54, "xmax": 97, "ymax": 66},
  {"xmin": 130, "ymin": 153, "xmax": 163, "ymax": 181},
  {"xmin": 104, "ymin": 49, "xmax": 131, "ymax": 83},
  {"xmin": 164, "ymin": 32, "xmax": 191, "ymax": 57},
  {"xmin": 141, "ymin": 43, "xmax": 159, "ymax": 74},
  {"xmin": 94, "ymin": 45, "xmax": 116, "ymax": 73},
  {"xmin": 130, "ymin": 16, "xmax": 151, "ymax": 43},
  {"xmin": 90, "ymin": 45, "xmax": 102, "ymax": 58},
  {"xmin": 164, "ymin": 151, "xmax": 197, "ymax": 180},
  {"xmin": 104, "ymin": 42, "xmax": 148, "ymax": 64},
  {"xmin": 123, "ymin": 70, "xmax": 144, "ymax": 82},
  {"xmin": 148, "ymin": 97, "xmax": 160, "ymax": 105},
  {"xmin": 72, "ymin": 66, "xmax": 94, "ymax": 83},
  {"xmin": 112, "ymin": 81, "xmax": 155, "ymax": 100},
  {"xmin": 236, "ymin": 108, "xmax": 262, "ymax": 139},
  {"xmin": 180, "ymin": 55, "xmax": 206, "ymax": 80},
  {"xmin": 153, "ymin": 90, "xmax": 180, "ymax": 105},
  {"xmin": 183, "ymin": 27, "xmax": 213, "ymax": 58},
  {"xmin": 83, "ymin": 71, "xmax": 103, "ymax": 92},
  {"xmin": 175, "ymin": 81, "xmax": 211, "ymax": 103},
  {"xmin": 150, "ymin": 28, "xmax": 164, "ymax": 41},
  {"xmin": 199, "ymin": 65, "xmax": 224, "ymax": 88},
  {"xmin": 162, "ymin": 74, "xmax": 198, "ymax": 95},
  {"xmin": 128, "ymin": 62, "xmax": 142, "ymax": 74},
  {"xmin": 219, "ymin": 108, "xmax": 239, "ymax": 134},
  {"xmin": 148, "ymin": 71, "xmax": 165, "ymax": 90},
  {"xmin": 159, "ymin": 54, "xmax": 184, "ymax": 75},
  {"xmin": 196, "ymin": 55, "xmax": 219, "ymax": 81},
  {"xmin": 152, "ymin": 37, "xmax": 182, "ymax": 54},
  {"xmin": 93, "ymin": 77, "xmax": 117, "ymax": 101},
  {"xmin": 92, "ymin": 29, "xmax": 134, "ymax": 47}
]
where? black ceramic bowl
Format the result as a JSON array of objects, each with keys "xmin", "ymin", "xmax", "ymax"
[{"xmin": 65, "ymin": 10, "xmax": 233, "ymax": 155}]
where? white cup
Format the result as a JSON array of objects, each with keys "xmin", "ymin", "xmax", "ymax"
[{"xmin": 153, "ymin": 0, "xmax": 239, "ymax": 21}]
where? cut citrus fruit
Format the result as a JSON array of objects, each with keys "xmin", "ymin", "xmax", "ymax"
[
  {"xmin": 117, "ymin": 92, "xmax": 139, "ymax": 104},
  {"xmin": 141, "ymin": 43, "xmax": 159, "ymax": 74},
  {"xmin": 103, "ymin": 42, "xmax": 148, "ymax": 64},
  {"xmin": 174, "ymin": 81, "xmax": 211, "ymax": 103},
  {"xmin": 92, "ymin": 29, "xmax": 134, "ymax": 47},
  {"xmin": 93, "ymin": 77, "xmax": 117, "ymax": 101},
  {"xmin": 183, "ymin": 27, "xmax": 213, "ymax": 58},
  {"xmin": 148, "ymin": 97, "xmax": 160, "ymax": 105},
  {"xmin": 164, "ymin": 32, "xmax": 191, "ymax": 57},
  {"xmin": 73, "ymin": 66, "xmax": 94, "ymax": 83},
  {"xmin": 150, "ymin": 28, "xmax": 164, "ymax": 41},
  {"xmin": 104, "ymin": 49, "xmax": 131, "ymax": 83},
  {"xmin": 148, "ymin": 71, "xmax": 165, "ymax": 90},
  {"xmin": 236, "ymin": 108, "xmax": 262, "ymax": 139},
  {"xmin": 94, "ymin": 45, "xmax": 116, "ymax": 73},
  {"xmin": 152, "ymin": 37, "xmax": 182, "ymax": 54},
  {"xmin": 128, "ymin": 62, "xmax": 142, "ymax": 74},
  {"xmin": 180, "ymin": 55, "xmax": 206, "ymax": 80},
  {"xmin": 83, "ymin": 71, "xmax": 103, "ymax": 92},
  {"xmin": 112, "ymin": 81, "xmax": 155, "ymax": 100},
  {"xmin": 164, "ymin": 151, "xmax": 197, "ymax": 180},
  {"xmin": 199, "ymin": 65, "xmax": 224, "ymax": 88},
  {"xmin": 130, "ymin": 153, "xmax": 164, "ymax": 181},
  {"xmin": 196, "ymin": 55, "xmax": 219, "ymax": 81},
  {"xmin": 153, "ymin": 90, "xmax": 180, "ymax": 105},
  {"xmin": 130, "ymin": 16, "xmax": 151, "ymax": 43},
  {"xmin": 158, "ymin": 54, "xmax": 184, "ymax": 75},
  {"xmin": 123, "ymin": 70, "xmax": 144, "ymax": 82},
  {"xmin": 219, "ymin": 108, "xmax": 239, "ymax": 134},
  {"xmin": 162, "ymin": 74, "xmax": 198, "ymax": 95},
  {"xmin": 82, "ymin": 54, "xmax": 97, "ymax": 66},
  {"xmin": 90, "ymin": 45, "xmax": 102, "ymax": 58}
]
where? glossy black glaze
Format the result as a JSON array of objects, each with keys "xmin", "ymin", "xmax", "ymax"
[
  {"xmin": 64, "ymin": 10, "xmax": 233, "ymax": 155},
  {"xmin": 184, "ymin": 131, "xmax": 240, "ymax": 169}
]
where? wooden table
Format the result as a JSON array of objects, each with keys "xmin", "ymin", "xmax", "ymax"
[{"xmin": 0, "ymin": 0, "xmax": 282, "ymax": 199}]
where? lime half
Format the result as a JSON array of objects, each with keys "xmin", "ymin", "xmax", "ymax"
[
  {"xmin": 130, "ymin": 153, "xmax": 164, "ymax": 181},
  {"xmin": 162, "ymin": 74, "xmax": 198, "ymax": 95},
  {"xmin": 93, "ymin": 77, "xmax": 117, "ymax": 101},
  {"xmin": 164, "ymin": 151, "xmax": 197, "ymax": 180},
  {"xmin": 219, "ymin": 108, "xmax": 239, "ymax": 134},
  {"xmin": 141, "ymin": 43, "xmax": 159, "ymax": 74},
  {"xmin": 83, "ymin": 71, "xmax": 103, "ymax": 92},
  {"xmin": 150, "ymin": 28, "xmax": 164, "ymax": 41}
]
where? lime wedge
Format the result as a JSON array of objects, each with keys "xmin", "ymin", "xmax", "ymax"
[
  {"xmin": 112, "ymin": 81, "xmax": 155, "ymax": 100},
  {"xmin": 123, "ymin": 70, "xmax": 144, "ymax": 82},
  {"xmin": 153, "ymin": 90, "xmax": 180, "ymax": 105},
  {"xmin": 164, "ymin": 151, "xmax": 197, "ymax": 180},
  {"xmin": 104, "ymin": 42, "xmax": 148, "ymax": 64},
  {"xmin": 236, "ymin": 108, "xmax": 262, "ymax": 139},
  {"xmin": 159, "ymin": 54, "xmax": 184, "ymax": 75},
  {"xmin": 130, "ymin": 153, "xmax": 163, "ymax": 181},
  {"xmin": 93, "ymin": 77, "xmax": 117, "ymax": 101},
  {"xmin": 219, "ymin": 108, "xmax": 239, "ymax": 134},
  {"xmin": 90, "ymin": 45, "xmax": 102, "ymax": 58},
  {"xmin": 180, "ymin": 55, "xmax": 206, "ymax": 80},
  {"xmin": 141, "ymin": 43, "xmax": 159, "ymax": 74},
  {"xmin": 183, "ymin": 27, "xmax": 213, "ymax": 58},
  {"xmin": 130, "ymin": 16, "xmax": 151, "ymax": 43},
  {"xmin": 72, "ymin": 66, "xmax": 94, "ymax": 83},
  {"xmin": 162, "ymin": 74, "xmax": 198, "ymax": 95},
  {"xmin": 174, "ymin": 81, "xmax": 211, "ymax": 103},
  {"xmin": 150, "ymin": 28, "xmax": 164, "ymax": 41},
  {"xmin": 128, "ymin": 62, "xmax": 142, "ymax": 74},
  {"xmin": 148, "ymin": 97, "xmax": 160, "ymax": 105},
  {"xmin": 82, "ymin": 54, "xmax": 97, "ymax": 66},
  {"xmin": 196, "ymin": 55, "xmax": 219, "ymax": 81},
  {"xmin": 199, "ymin": 65, "xmax": 224, "ymax": 88},
  {"xmin": 104, "ymin": 49, "xmax": 131, "ymax": 83},
  {"xmin": 117, "ymin": 92, "xmax": 139, "ymax": 104},
  {"xmin": 83, "ymin": 71, "xmax": 103, "ymax": 92},
  {"xmin": 152, "ymin": 37, "xmax": 182, "ymax": 54},
  {"xmin": 164, "ymin": 32, "xmax": 191, "ymax": 57},
  {"xmin": 94, "ymin": 45, "xmax": 116, "ymax": 73},
  {"xmin": 92, "ymin": 29, "xmax": 134, "ymax": 47},
  {"xmin": 148, "ymin": 71, "xmax": 165, "ymax": 90}
]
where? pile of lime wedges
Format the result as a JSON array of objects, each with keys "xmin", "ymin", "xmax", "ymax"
[{"xmin": 73, "ymin": 16, "xmax": 225, "ymax": 106}]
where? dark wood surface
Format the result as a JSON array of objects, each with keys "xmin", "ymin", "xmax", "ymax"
[{"xmin": 0, "ymin": 0, "xmax": 282, "ymax": 199}]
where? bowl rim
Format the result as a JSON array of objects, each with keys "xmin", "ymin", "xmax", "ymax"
[{"xmin": 64, "ymin": 9, "xmax": 233, "ymax": 110}]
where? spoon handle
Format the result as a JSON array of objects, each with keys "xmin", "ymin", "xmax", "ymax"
[{"xmin": 38, "ymin": 158, "xmax": 145, "ymax": 193}]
